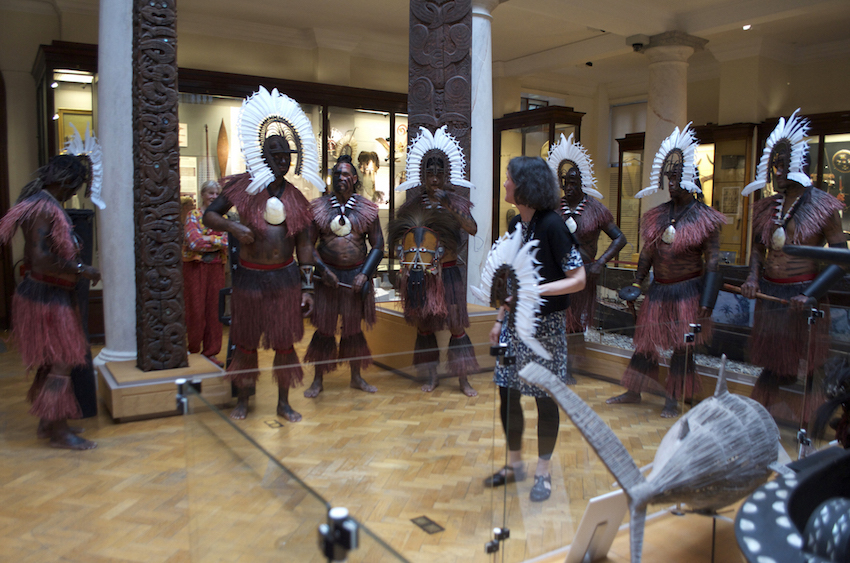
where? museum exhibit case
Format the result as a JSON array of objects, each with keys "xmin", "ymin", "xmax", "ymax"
[
  {"xmin": 492, "ymin": 106, "xmax": 584, "ymax": 242},
  {"xmin": 613, "ymin": 132, "xmax": 644, "ymax": 267}
]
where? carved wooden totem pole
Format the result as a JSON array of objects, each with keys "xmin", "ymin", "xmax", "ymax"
[
  {"xmin": 133, "ymin": 0, "xmax": 187, "ymax": 370},
  {"xmin": 409, "ymin": 0, "xmax": 473, "ymax": 274}
]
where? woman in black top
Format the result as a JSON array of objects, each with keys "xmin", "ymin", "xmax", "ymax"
[{"xmin": 485, "ymin": 156, "xmax": 586, "ymax": 502}]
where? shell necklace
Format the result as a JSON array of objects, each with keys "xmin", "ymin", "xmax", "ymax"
[
  {"xmin": 422, "ymin": 193, "xmax": 443, "ymax": 210},
  {"xmin": 771, "ymin": 194, "xmax": 803, "ymax": 251},
  {"xmin": 329, "ymin": 194, "xmax": 356, "ymax": 236},
  {"xmin": 561, "ymin": 196, "xmax": 586, "ymax": 233},
  {"xmin": 263, "ymin": 185, "xmax": 286, "ymax": 225},
  {"xmin": 662, "ymin": 199, "xmax": 696, "ymax": 244}
]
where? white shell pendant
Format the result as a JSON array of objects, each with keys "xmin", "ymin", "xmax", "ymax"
[
  {"xmin": 565, "ymin": 216, "xmax": 577, "ymax": 233},
  {"xmin": 263, "ymin": 196, "xmax": 286, "ymax": 225},
  {"xmin": 330, "ymin": 215, "xmax": 352, "ymax": 236},
  {"xmin": 661, "ymin": 224, "xmax": 676, "ymax": 244},
  {"xmin": 771, "ymin": 226, "xmax": 787, "ymax": 251}
]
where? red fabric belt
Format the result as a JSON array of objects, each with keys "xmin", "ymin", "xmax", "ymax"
[
  {"xmin": 442, "ymin": 260, "xmax": 458, "ymax": 268},
  {"xmin": 325, "ymin": 260, "xmax": 365, "ymax": 271},
  {"xmin": 655, "ymin": 271, "xmax": 703, "ymax": 284},
  {"xmin": 764, "ymin": 273, "xmax": 817, "ymax": 284},
  {"xmin": 239, "ymin": 257, "xmax": 294, "ymax": 270},
  {"xmin": 30, "ymin": 272, "xmax": 76, "ymax": 288}
]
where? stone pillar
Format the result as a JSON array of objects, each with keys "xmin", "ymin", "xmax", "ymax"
[
  {"xmin": 468, "ymin": 0, "xmax": 506, "ymax": 303},
  {"xmin": 640, "ymin": 31, "xmax": 707, "ymax": 211},
  {"xmin": 94, "ymin": 0, "xmax": 137, "ymax": 366}
]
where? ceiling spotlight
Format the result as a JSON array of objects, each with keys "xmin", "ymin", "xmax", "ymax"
[
  {"xmin": 50, "ymin": 81, "xmax": 59, "ymax": 89},
  {"xmin": 52, "ymin": 114, "xmax": 59, "ymax": 121},
  {"xmin": 743, "ymin": 24, "xmax": 752, "ymax": 31}
]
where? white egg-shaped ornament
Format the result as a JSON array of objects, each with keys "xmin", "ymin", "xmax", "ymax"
[
  {"xmin": 263, "ymin": 196, "xmax": 286, "ymax": 225},
  {"xmin": 771, "ymin": 226, "xmax": 787, "ymax": 251},
  {"xmin": 330, "ymin": 215, "xmax": 352, "ymax": 236},
  {"xmin": 565, "ymin": 216, "xmax": 577, "ymax": 233},
  {"xmin": 661, "ymin": 224, "xmax": 676, "ymax": 244}
]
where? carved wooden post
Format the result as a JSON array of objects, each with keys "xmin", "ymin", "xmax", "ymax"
[
  {"xmin": 409, "ymin": 0, "xmax": 473, "ymax": 276},
  {"xmin": 133, "ymin": 0, "xmax": 187, "ymax": 370}
]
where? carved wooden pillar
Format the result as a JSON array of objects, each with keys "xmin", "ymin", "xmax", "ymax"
[
  {"xmin": 132, "ymin": 0, "xmax": 187, "ymax": 370},
  {"xmin": 409, "ymin": 0, "xmax": 473, "ymax": 276}
]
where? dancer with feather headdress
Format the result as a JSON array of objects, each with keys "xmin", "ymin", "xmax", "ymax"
[
  {"xmin": 606, "ymin": 124, "xmax": 726, "ymax": 418},
  {"xmin": 740, "ymin": 109, "xmax": 845, "ymax": 418}
]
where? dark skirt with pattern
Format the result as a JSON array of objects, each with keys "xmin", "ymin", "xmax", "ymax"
[
  {"xmin": 493, "ymin": 310, "xmax": 569, "ymax": 398},
  {"xmin": 565, "ymin": 268, "xmax": 598, "ymax": 333}
]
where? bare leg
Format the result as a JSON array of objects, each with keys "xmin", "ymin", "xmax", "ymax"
[
  {"xmin": 606, "ymin": 390, "xmax": 641, "ymax": 404},
  {"xmin": 304, "ymin": 372, "xmax": 324, "ymax": 398},
  {"xmin": 277, "ymin": 387, "xmax": 302, "ymax": 422},
  {"xmin": 49, "ymin": 419, "xmax": 96, "ymax": 450},
  {"xmin": 458, "ymin": 374, "xmax": 477, "ymax": 397},
  {"xmin": 230, "ymin": 386, "xmax": 252, "ymax": 420},
  {"xmin": 37, "ymin": 418, "xmax": 82, "ymax": 439},
  {"xmin": 661, "ymin": 396, "xmax": 679, "ymax": 418},
  {"xmin": 349, "ymin": 364, "xmax": 376, "ymax": 393},
  {"xmin": 421, "ymin": 366, "xmax": 439, "ymax": 393}
]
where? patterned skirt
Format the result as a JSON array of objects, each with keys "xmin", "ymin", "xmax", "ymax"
[{"xmin": 493, "ymin": 310, "xmax": 568, "ymax": 398}]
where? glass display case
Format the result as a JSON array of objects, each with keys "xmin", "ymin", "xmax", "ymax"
[
  {"xmin": 614, "ymin": 132, "xmax": 644, "ymax": 267},
  {"xmin": 492, "ymin": 106, "xmax": 584, "ymax": 242}
]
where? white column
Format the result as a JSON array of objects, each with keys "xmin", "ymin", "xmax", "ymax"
[
  {"xmin": 468, "ymin": 0, "xmax": 506, "ymax": 304},
  {"xmin": 640, "ymin": 32, "xmax": 706, "ymax": 211},
  {"xmin": 95, "ymin": 0, "xmax": 137, "ymax": 365}
]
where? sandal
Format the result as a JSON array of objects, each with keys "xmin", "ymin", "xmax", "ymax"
[
  {"xmin": 484, "ymin": 464, "xmax": 527, "ymax": 487},
  {"xmin": 529, "ymin": 474, "xmax": 552, "ymax": 502}
]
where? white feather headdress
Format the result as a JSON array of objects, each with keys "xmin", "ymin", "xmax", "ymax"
[
  {"xmin": 547, "ymin": 133, "xmax": 603, "ymax": 199},
  {"xmin": 63, "ymin": 123, "xmax": 105, "ymax": 210},
  {"xmin": 635, "ymin": 123, "xmax": 701, "ymax": 199},
  {"xmin": 741, "ymin": 108, "xmax": 811, "ymax": 196},
  {"xmin": 471, "ymin": 228, "xmax": 551, "ymax": 360},
  {"xmin": 396, "ymin": 125, "xmax": 475, "ymax": 191},
  {"xmin": 238, "ymin": 86, "xmax": 324, "ymax": 195}
]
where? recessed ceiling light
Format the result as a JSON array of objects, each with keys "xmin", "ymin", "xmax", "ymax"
[
  {"xmin": 50, "ymin": 81, "xmax": 59, "ymax": 88},
  {"xmin": 52, "ymin": 114, "xmax": 59, "ymax": 121},
  {"xmin": 743, "ymin": 24, "xmax": 752, "ymax": 31}
]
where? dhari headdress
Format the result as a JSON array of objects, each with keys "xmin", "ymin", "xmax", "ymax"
[
  {"xmin": 741, "ymin": 108, "xmax": 811, "ymax": 196},
  {"xmin": 237, "ymin": 86, "xmax": 324, "ymax": 195},
  {"xmin": 635, "ymin": 123, "xmax": 701, "ymax": 199},
  {"xmin": 63, "ymin": 123, "xmax": 104, "ymax": 210},
  {"xmin": 396, "ymin": 125, "xmax": 475, "ymax": 191},
  {"xmin": 547, "ymin": 133, "xmax": 603, "ymax": 199},
  {"xmin": 471, "ymin": 228, "xmax": 551, "ymax": 360}
]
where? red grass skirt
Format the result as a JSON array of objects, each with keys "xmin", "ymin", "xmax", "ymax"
[
  {"xmin": 229, "ymin": 262, "xmax": 303, "ymax": 351},
  {"xmin": 632, "ymin": 276, "xmax": 712, "ymax": 359},
  {"xmin": 12, "ymin": 276, "xmax": 88, "ymax": 371},
  {"xmin": 28, "ymin": 372, "xmax": 81, "ymax": 421},
  {"xmin": 403, "ymin": 265, "xmax": 469, "ymax": 334},
  {"xmin": 565, "ymin": 269, "xmax": 597, "ymax": 333},
  {"xmin": 310, "ymin": 265, "xmax": 376, "ymax": 337},
  {"xmin": 750, "ymin": 278, "xmax": 830, "ymax": 416}
]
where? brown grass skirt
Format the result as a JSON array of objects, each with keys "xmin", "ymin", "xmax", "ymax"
[
  {"xmin": 632, "ymin": 276, "xmax": 712, "ymax": 359},
  {"xmin": 12, "ymin": 276, "xmax": 88, "ymax": 371},
  {"xmin": 229, "ymin": 262, "xmax": 303, "ymax": 351},
  {"xmin": 404, "ymin": 265, "xmax": 469, "ymax": 334},
  {"xmin": 310, "ymin": 265, "xmax": 376, "ymax": 337},
  {"xmin": 565, "ymin": 269, "xmax": 597, "ymax": 333}
]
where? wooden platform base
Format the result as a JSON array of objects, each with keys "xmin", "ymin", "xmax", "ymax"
[
  {"xmin": 97, "ymin": 354, "xmax": 228, "ymax": 422},
  {"xmin": 367, "ymin": 301, "xmax": 497, "ymax": 378}
]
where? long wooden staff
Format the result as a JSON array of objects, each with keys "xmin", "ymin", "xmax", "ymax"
[{"xmin": 722, "ymin": 283, "xmax": 789, "ymax": 305}]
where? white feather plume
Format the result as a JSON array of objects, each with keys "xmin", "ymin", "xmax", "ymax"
[
  {"xmin": 472, "ymin": 228, "xmax": 551, "ymax": 360},
  {"xmin": 63, "ymin": 123, "xmax": 105, "ymax": 210},
  {"xmin": 396, "ymin": 125, "xmax": 475, "ymax": 191},
  {"xmin": 636, "ymin": 123, "xmax": 701, "ymax": 199},
  {"xmin": 547, "ymin": 133, "xmax": 603, "ymax": 199},
  {"xmin": 237, "ymin": 86, "xmax": 324, "ymax": 195},
  {"xmin": 742, "ymin": 108, "xmax": 811, "ymax": 196}
]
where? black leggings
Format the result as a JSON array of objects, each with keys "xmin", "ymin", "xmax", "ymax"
[{"xmin": 499, "ymin": 386, "xmax": 560, "ymax": 460}]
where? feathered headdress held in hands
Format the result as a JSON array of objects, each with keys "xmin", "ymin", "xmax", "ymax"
[
  {"xmin": 238, "ymin": 86, "xmax": 324, "ymax": 195},
  {"xmin": 63, "ymin": 123, "xmax": 104, "ymax": 210},
  {"xmin": 471, "ymin": 228, "xmax": 551, "ymax": 360},
  {"xmin": 396, "ymin": 125, "xmax": 475, "ymax": 191},
  {"xmin": 547, "ymin": 133, "xmax": 603, "ymax": 199},
  {"xmin": 635, "ymin": 123, "xmax": 701, "ymax": 199},
  {"xmin": 741, "ymin": 108, "xmax": 811, "ymax": 196}
]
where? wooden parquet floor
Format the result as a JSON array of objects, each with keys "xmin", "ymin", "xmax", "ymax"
[{"xmin": 0, "ymin": 330, "xmax": 799, "ymax": 563}]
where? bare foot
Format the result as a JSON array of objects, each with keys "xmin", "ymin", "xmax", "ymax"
[
  {"xmin": 606, "ymin": 391, "xmax": 641, "ymax": 405},
  {"xmin": 661, "ymin": 398, "xmax": 679, "ymax": 418},
  {"xmin": 350, "ymin": 375, "xmax": 377, "ymax": 393},
  {"xmin": 277, "ymin": 403, "xmax": 302, "ymax": 422},
  {"xmin": 459, "ymin": 376, "xmax": 478, "ymax": 398},
  {"xmin": 421, "ymin": 375, "xmax": 439, "ymax": 393},
  {"xmin": 49, "ymin": 424, "xmax": 96, "ymax": 450},
  {"xmin": 230, "ymin": 400, "xmax": 249, "ymax": 420},
  {"xmin": 37, "ymin": 419, "xmax": 83, "ymax": 439},
  {"xmin": 304, "ymin": 380, "xmax": 324, "ymax": 398}
]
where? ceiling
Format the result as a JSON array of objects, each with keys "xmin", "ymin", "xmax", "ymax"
[{"xmin": 50, "ymin": 0, "xmax": 850, "ymax": 98}]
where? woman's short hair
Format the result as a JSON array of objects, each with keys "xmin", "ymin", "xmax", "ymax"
[
  {"xmin": 508, "ymin": 156, "xmax": 559, "ymax": 211},
  {"xmin": 200, "ymin": 180, "xmax": 221, "ymax": 195}
]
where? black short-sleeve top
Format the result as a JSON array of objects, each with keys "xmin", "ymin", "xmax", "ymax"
[{"xmin": 508, "ymin": 209, "xmax": 584, "ymax": 316}]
